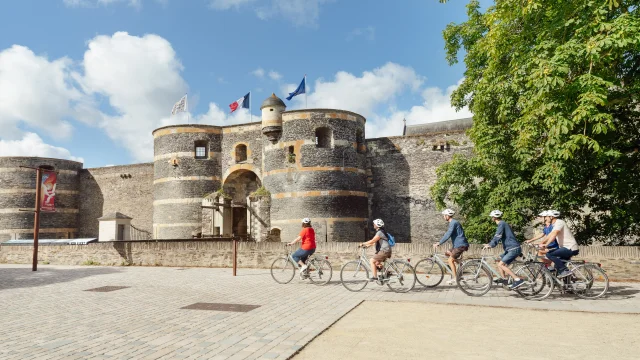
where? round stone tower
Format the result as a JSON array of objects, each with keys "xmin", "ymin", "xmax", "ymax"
[
  {"xmin": 262, "ymin": 109, "xmax": 368, "ymax": 243},
  {"xmin": 0, "ymin": 157, "xmax": 82, "ymax": 241},
  {"xmin": 152, "ymin": 124, "xmax": 222, "ymax": 239},
  {"xmin": 261, "ymin": 93, "xmax": 286, "ymax": 143}
]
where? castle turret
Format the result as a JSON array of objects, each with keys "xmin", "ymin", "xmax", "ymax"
[{"xmin": 261, "ymin": 93, "xmax": 286, "ymax": 143}]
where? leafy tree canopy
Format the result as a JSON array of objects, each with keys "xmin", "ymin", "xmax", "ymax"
[{"xmin": 431, "ymin": 0, "xmax": 640, "ymax": 244}]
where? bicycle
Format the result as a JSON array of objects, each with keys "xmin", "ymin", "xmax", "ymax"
[
  {"xmin": 456, "ymin": 246, "xmax": 542, "ymax": 297},
  {"xmin": 340, "ymin": 245, "xmax": 416, "ymax": 293},
  {"xmin": 270, "ymin": 245, "xmax": 333, "ymax": 285},
  {"xmin": 520, "ymin": 257, "xmax": 609, "ymax": 300},
  {"xmin": 414, "ymin": 248, "xmax": 470, "ymax": 287}
]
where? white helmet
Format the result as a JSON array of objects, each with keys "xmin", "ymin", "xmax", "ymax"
[
  {"xmin": 373, "ymin": 219, "xmax": 384, "ymax": 227},
  {"xmin": 489, "ymin": 210, "xmax": 503, "ymax": 218},
  {"xmin": 302, "ymin": 218, "xmax": 311, "ymax": 224},
  {"xmin": 538, "ymin": 210, "xmax": 549, "ymax": 217},
  {"xmin": 548, "ymin": 210, "xmax": 561, "ymax": 218},
  {"xmin": 441, "ymin": 209, "xmax": 455, "ymax": 216}
]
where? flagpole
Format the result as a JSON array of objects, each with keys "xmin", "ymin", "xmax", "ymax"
[
  {"xmin": 250, "ymin": 91, "xmax": 252, "ymax": 123},
  {"xmin": 304, "ymin": 74, "xmax": 307, "ymax": 109},
  {"xmin": 185, "ymin": 93, "xmax": 189, "ymax": 124}
]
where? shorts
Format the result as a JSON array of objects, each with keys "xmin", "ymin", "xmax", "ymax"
[
  {"xmin": 500, "ymin": 248, "xmax": 522, "ymax": 265},
  {"xmin": 446, "ymin": 246, "xmax": 469, "ymax": 259},
  {"xmin": 373, "ymin": 250, "xmax": 392, "ymax": 262},
  {"xmin": 292, "ymin": 248, "xmax": 315, "ymax": 263}
]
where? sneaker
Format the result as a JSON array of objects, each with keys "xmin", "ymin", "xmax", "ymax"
[
  {"xmin": 494, "ymin": 278, "xmax": 508, "ymax": 286},
  {"xmin": 376, "ymin": 278, "xmax": 384, "ymax": 286},
  {"xmin": 509, "ymin": 279, "xmax": 525, "ymax": 290},
  {"xmin": 557, "ymin": 270, "xmax": 572, "ymax": 278},
  {"xmin": 300, "ymin": 264, "xmax": 308, "ymax": 273},
  {"xmin": 446, "ymin": 279, "xmax": 457, "ymax": 286},
  {"xmin": 369, "ymin": 277, "xmax": 378, "ymax": 282}
]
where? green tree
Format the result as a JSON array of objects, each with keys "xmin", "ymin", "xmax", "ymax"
[{"xmin": 431, "ymin": 0, "xmax": 640, "ymax": 244}]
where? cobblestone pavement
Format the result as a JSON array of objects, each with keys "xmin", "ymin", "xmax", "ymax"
[{"xmin": 1, "ymin": 264, "xmax": 639, "ymax": 360}]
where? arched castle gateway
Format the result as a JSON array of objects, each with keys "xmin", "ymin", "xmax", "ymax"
[{"xmin": 0, "ymin": 94, "xmax": 473, "ymax": 243}]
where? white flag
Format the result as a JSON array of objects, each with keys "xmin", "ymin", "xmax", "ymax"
[{"xmin": 171, "ymin": 95, "xmax": 187, "ymax": 115}]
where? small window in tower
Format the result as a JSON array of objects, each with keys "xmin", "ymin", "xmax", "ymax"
[
  {"xmin": 270, "ymin": 108, "xmax": 274, "ymax": 111},
  {"xmin": 287, "ymin": 145, "xmax": 296, "ymax": 163},
  {"xmin": 315, "ymin": 127, "xmax": 332, "ymax": 148},
  {"xmin": 235, "ymin": 144, "xmax": 248, "ymax": 163},
  {"xmin": 195, "ymin": 141, "xmax": 208, "ymax": 159},
  {"xmin": 356, "ymin": 129, "xmax": 364, "ymax": 153}
]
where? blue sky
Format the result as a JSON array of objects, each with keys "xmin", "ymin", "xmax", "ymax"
[{"xmin": 0, "ymin": 0, "xmax": 478, "ymax": 167}]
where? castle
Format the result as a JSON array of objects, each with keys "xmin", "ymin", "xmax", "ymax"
[{"xmin": 0, "ymin": 94, "xmax": 473, "ymax": 244}]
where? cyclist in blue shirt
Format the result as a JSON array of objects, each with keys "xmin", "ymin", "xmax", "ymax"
[
  {"xmin": 526, "ymin": 210, "xmax": 558, "ymax": 268},
  {"xmin": 483, "ymin": 210, "xmax": 525, "ymax": 290},
  {"xmin": 433, "ymin": 209, "xmax": 469, "ymax": 285}
]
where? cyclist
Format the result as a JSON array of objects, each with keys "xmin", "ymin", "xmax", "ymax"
[
  {"xmin": 359, "ymin": 219, "xmax": 391, "ymax": 284},
  {"xmin": 538, "ymin": 210, "xmax": 579, "ymax": 278},
  {"xmin": 525, "ymin": 210, "xmax": 558, "ymax": 267},
  {"xmin": 433, "ymin": 209, "xmax": 469, "ymax": 285},
  {"xmin": 287, "ymin": 218, "xmax": 316, "ymax": 277},
  {"xmin": 483, "ymin": 210, "xmax": 525, "ymax": 290}
]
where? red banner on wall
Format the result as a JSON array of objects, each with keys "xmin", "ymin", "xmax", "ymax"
[{"xmin": 40, "ymin": 171, "xmax": 57, "ymax": 212}]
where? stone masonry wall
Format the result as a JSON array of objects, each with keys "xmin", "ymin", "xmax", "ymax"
[
  {"xmin": 1, "ymin": 242, "xmax": 638, "ymax": 281},
  {"xmin": 78, "ymin": 163, "xmax": 154, "ymax": 238},
  {"xmin": 366, "ymin": 131, "xmax": 473, "ymax": 243}
]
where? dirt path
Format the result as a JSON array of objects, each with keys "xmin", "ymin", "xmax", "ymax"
[{"xmin": 293, "ymin": 301, "xmax": 640, "ymax": 360}]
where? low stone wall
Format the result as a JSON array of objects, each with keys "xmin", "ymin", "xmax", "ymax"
[{"xmin": 1, "ymin": 241, "xmax": 639, "ymax": 281}]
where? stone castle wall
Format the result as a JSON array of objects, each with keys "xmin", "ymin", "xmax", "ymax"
[
  {"xmin": 366, "ymin": 131, "xmax": 473, "ymax": 243},
  {"xmin": 78, "ymin": 163, "xmax": 154, "ymax": 238},
  {"xmin": 1, "ymin": 111, "xmax": 476, "ymax": 243},
  {"xmin": 0, "ymin": 157, "xmax": 82, "ymax": 241}
]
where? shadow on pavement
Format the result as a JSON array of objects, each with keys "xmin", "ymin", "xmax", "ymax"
[{"xmin": 0, "ymin": 266, "xmax": 122, "ymax": 291}]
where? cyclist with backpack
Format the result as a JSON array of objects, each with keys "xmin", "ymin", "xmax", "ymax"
[
  {"xmin": 433, "ymin": 209, "xmax": 469, "ymax": 285},
  {"xmin": 359, "ymin": 218, "xmax": 395, "ymax": 284}
]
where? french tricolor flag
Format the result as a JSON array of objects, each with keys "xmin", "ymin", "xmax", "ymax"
[{"xmin": 229, "ymin": 93, "xmax": 250, "ymax": 113}]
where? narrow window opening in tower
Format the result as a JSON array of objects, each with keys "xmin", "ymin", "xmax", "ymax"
[
  {"xmin": 356, "ymin": 129, "xmax": 363, "ymax": 153},
  {"xmin": 235, "ymin": 144, "xmax": 248, "ymax": 163},
  {"xmin": 315, "ymin": 127, "xmax": 332, "ymax": 148},
  {"xmin": 287, "ymin": 145, "xmax": 295, "ymax": 163},
  {"xmin": 194, "ymin": 140, "xmax": 208, "ymax": 159}
]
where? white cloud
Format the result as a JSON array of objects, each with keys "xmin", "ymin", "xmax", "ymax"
[
  {"xmin": 0, "ymin": 133, "xmax": 83, "ymax": 163},
  {"xmin": 347, "ymin": 26, "xmax": 375, "ymax": 42},
  {"xmin": 268, "ymin": 70, "xmax": 282, "ymax": 81},
  {"xmin": 0, "ymin": 45, "xmax": 80, "ymax": 141},
  {"xmin": 284, "ymin": 62, "xmax": 424, "ymax": 116},
  {"xmin": 209, "ymin": 0, "xmax": 330, "ymax": 27},
  {"xmin": 79, "ymin": 31, "xmax": 188, "ymax": 161},
  {"xmin": 195, "ymin": 104, "xmax": 256, "ymax": 126},
  {"xmin": 251, "ymin": 68, "xmax": 265, "ymax": 78},
  {"xmin": 281, "ymin": 63, "xmax": 470, "ymax": 138}
]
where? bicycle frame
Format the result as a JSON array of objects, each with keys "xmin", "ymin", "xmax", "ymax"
[{"xmin": 352, "ymin": 247, "xmax": 406, "ymax": 282}]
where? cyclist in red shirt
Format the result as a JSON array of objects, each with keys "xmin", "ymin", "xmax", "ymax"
[{"xmin": 288, "ymin": 218, "xmax": 317, "ymax": 277}]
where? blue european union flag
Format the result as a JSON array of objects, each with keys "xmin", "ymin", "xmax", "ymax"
[{"xmin": 286, "ymin": 76, "xmax": 306, "ymax": 101}]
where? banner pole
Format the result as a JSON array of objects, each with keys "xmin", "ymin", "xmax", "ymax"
[
  {"xmin": 186, "ymin": 93, "xmax": 190, "ymax": 124},
  {"xmin": 305, "ymin": 75, "xmax": 308, "ymax": 109},
  {"xmin": 32, "ymin": 168, "xmax": 43, "ymax": 272},
  {"xmin": 250, "ymin": 91, "xmax": 252, "ymax": 123}
]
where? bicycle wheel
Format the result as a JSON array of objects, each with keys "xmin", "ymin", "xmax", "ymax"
[
  {"xmin": 457, "ymin": 261, "xmax": 492, "ymax": 297},
  {"xmin": 515, "ymin": 262, "xmax": 554, "ymax": 300},
  {"xmin": 386, "ymin": 260, "xmax": 416, "ymax": 293},
  {"xmin": 572, "ymin": 265, "xmax": 609, "ymax": 299},
  {"xmin": 340, "ymin": 260, "xmax": 370, "ymax": 292},
  {"xmin": 270, "ymin": 257, "xmax": 295, "ymax": 284},
  {"xmin": 308, "ymin": 259, "xmax": 333, "ymax": 286},
  {"xmin": 414, "ymin": 258, "xmax": 444, "ymax": 288}
]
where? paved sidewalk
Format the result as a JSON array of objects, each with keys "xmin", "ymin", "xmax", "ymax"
[{"xmin": 1, "ymin": 264, "xmax": 639, "ymax": 360}]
